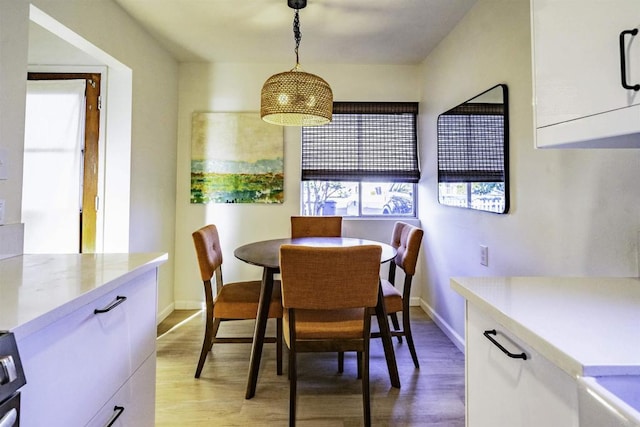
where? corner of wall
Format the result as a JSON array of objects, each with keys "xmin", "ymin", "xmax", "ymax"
[
  {"xmin": 0, "ymin": 223, "xmax": 24, "ymax": 260},
  {"xmin": 419, "ymin": 298, "xmax": 465, "ymax": 353}
]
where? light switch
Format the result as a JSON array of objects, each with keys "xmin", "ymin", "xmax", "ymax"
[
  {"xmin": 0, "ymin": 149, "xmax": 7, "ymax": 180},
  {"xmin": 0, "ymin": 199, "xmax": 5, "ymax": 225}
]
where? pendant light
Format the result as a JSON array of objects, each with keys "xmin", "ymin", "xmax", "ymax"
[{"xmin": 260, "ymin": 0, "xmax": 333, "ymax": 126}]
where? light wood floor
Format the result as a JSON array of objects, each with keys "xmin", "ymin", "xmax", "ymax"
[{"xmin": 155, "ymin": 308, "xmax": 465, "ymax": 426}]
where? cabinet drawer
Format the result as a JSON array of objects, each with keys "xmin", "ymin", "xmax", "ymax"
[
  {"xmin": 466, "ymin": 304, "xmax": 578, "ymax": 426},
  {"xmin": 87, "ymin": 353, "xmax": 156, "ymax": 427},
  {"xmin": 18, "ymin": 269, "xmax": 157, "ymax": 426}
]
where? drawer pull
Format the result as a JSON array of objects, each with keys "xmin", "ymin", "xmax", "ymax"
[
  {"xmin": 94, "ymin": 296, "xmax": 127, "ymax": 314},
  {"xmin": 619, "ymin": 29, "xmax": 640, "ymax": 91},
  {"xmin": 104, "ymin": 406, "xmax": 124, "ymax": 427},
  {"xmin": 483, "ymin": 329, "xmax": 527, "ymax": 360},
  {"xmin": 0, "ymin": 355, "xmax": 18, "ymax": 385}
]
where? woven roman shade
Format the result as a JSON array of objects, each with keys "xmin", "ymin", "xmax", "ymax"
[
  {"xmin": 301, "ymin": 102, "xmax": 420, "ymax": 183},
  {"xmin": 437, "ymin": 103, "xmax": 505, "ymax": 183}
]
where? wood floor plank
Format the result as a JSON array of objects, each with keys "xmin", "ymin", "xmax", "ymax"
[{"xmin": 156, "ymin": 308, "xmax": 465, "ymax": 426}]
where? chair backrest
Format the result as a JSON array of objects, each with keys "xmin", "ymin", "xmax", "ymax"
[
  {"xmin": 290, "ymin": 216, "xmax": 342, "ymax": 238},
  {"xmin": 192, "ymin": 224, "xmax": 224, "ymax": 282},
  {"xmin": 279, "ymin": 245, "xmax": 381, "ymax": 310},
  {"xmin": 390, "ymin": 222, "xmax": 423, "ymax": 276}
]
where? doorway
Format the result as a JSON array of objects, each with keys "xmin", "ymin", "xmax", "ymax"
[{"xmin": 22, "ymin": 73, "xmax": 101, "ymax": 253}]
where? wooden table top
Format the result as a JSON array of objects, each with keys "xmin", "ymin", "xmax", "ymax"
[{"xmin": 234, "ymin": 237, "xmax": 396, "ymax": 269}]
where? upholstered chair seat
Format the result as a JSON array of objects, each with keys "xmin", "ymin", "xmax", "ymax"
[
  {"xmin": 379, "ymin": 280, "xmax": 403, "ymax": 313},
  {"xmin": 283, "ymin": 308, "xmax": 366, "ymax": 342},
  {"xmin": 214, "ymin": 280, "xmax": 282, "ymax": 319}
]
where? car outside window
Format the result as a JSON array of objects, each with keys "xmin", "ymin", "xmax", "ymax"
[{"xmin": 302, "ymin": 181, "xmax": 415, "ymax": 217}]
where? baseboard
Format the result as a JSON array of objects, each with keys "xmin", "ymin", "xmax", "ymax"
[
  {"xmin": 157, "ymin": 302, "xmax": 175, "ymax": 325},
  {"xmin": 409, "ymin": 296, "xmax": 421, "ymax": 307},
  {"xmin": 158, "ymin": 300, "xmax": 204, "ymax": 325},
  {"xmin": 419, "ymin": 299, "xmax": 465, "ymax": 353},
  {"xmin": 174, "ymin": 300, "xmax": 205, "ymax": 310}
]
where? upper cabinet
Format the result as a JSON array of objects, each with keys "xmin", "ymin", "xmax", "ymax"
[{"xmin": 531, "ymin": 0, "xmax": 640, "ymax": 148}]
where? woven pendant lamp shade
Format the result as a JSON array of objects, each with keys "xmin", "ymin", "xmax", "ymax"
[
  {"xmin": 261, "ymin": 68, "xmax": 333, "ymax": 126},
  {"xmin": 260, "ymin": 0, "xmax": 332, "ymax": 127}
]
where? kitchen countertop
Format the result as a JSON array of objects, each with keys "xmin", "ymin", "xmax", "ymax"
[
  {"xmin": 0, "ymin": 253, "xmax": 168, "ymax": 340},
  {"xmin": 451, "ymin": 276, "xmax": 640, "ymax": 378}
]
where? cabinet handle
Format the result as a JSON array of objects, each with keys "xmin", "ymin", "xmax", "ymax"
[
  {"xmin": 483, "ymin": 329, "xmax": 527, "ymax": 360},
  {"xmin": 94, "ymin": 296, "xmax": 127, "ymax": 314},
  {"xmin": 619, "ymin": 29, "xmax": 640, "ymax": 91},
  {"xmin": 104, "ymin": 406, "xmax": 125, "ymax": 427}
]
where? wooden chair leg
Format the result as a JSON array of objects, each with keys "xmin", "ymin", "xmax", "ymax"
[
  {"xmin": 390, "ymin": 312, "xmax": 402, "ymax": 343},
  {"xmin": 195, "ymin": 316, "xmax": 220, "ymax": 378},
  {"xmin": 276, "ymin": 318, "xmax": 283, "ymax": 375},
  {"xmin": 289, "ymin": 348, "xmax": 297, "ymax": 426},
  {"xmin": 362, "ymin": 352, "xmax": 371, "ymax": 426},
  {"xmin": 403, "ymin": 311, "xmax": 419, "ymax": 369},
  {"xmin": 357, "ymin": 352, "xmax": 363, "ymax": 379},
  {"xmin": 338, "ymin": 352, "xmax": 344, "ymax": 373},
  {"xmin": 363, "ymin": 322, "xmax": 372, "ymax": 426}
]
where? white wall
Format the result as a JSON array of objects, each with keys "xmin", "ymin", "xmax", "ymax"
[
  {"xmin": 0, "ymin": 0, "xmax": 179, "ymax": 320},
  {"xmin": 174, "ymin": 62, "xmax": 421, "ymax": 308},
  {"xmin": 418, "ymin": 0, "xmax": 640, "ymax": 348},
  {"xmin": 0, "ymin": 0, "xmax": 30, "ymax": 225}
]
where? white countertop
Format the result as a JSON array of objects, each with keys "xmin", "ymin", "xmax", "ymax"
[
  {"xmin": 451, "ymin": 276, "xmax": 640, "ymax": 378},
  {"xmin": 0, "ymin": 253, "xmax": 168, "ymax": 340}
]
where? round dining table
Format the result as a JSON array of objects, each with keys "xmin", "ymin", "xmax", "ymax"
[{"xmin": 234, "ymin": 236, "xmax": 400, "ymax": 399}]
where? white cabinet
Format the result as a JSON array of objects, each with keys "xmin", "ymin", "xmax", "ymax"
[
  {"xmin": 465, "ymin": 303, "xmax": 578, "ymax": 426},
  {"xmin": 531, "ymin": 0, "xmax": 640, "ymax": 148},
  {"xmin": 87, "ymin": 354, "xmax": 156, "ymax": 427},
  {"xmin": 17, "ymin": 268, "xmax": 158, "ymax": 426}
]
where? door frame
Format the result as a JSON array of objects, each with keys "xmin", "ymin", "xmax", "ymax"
[{"xmin": 26, "ymin": 69, "xmax": 106, "ymax": 253}]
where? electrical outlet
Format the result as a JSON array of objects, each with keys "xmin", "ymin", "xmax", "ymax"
[
  {"xmin": 0, "ymin": 199, "xmax": 5, "ymax": 225},
  {"xmin": 480, "ymin": 245, "xmax": 488, "ymax": 266}
]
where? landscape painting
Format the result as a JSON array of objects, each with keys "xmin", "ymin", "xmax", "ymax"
[{"xmin": 191, "ymin": 112, "xmax": 284, "ymax": 204}]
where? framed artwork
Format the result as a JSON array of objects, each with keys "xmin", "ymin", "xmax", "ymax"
[{"xmin": 191, "ymin": 112, "xmax": 284, "ymax": 204}]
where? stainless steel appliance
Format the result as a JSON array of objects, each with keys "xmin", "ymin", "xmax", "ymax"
[{"xmin": 0, "ymin": 332, "xmax": 25, "ymax": 427}]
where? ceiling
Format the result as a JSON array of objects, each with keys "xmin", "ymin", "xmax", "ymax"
[{"xmin": 113, "ymin": 0, "xmax": 478, "ymax": 65}]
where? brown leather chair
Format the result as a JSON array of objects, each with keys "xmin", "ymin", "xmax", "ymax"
[
  {"xmin": 279, "ymin": 244, "xmax": 381, "ymax": 427},
  {"xmin": 338, "ymin": 221, "xmax": 424, "ymax": 371},
  {"xmin": 290, "ymin": 215, "xmax": 342, "ymax": 238},
  {"xmin": 192, "ymin": 224, "xmax": 283, "ymax": 378}
]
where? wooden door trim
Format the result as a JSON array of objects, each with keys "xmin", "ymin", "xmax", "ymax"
[{"xmin": 27, "ymin": 72, "xmax": 101, "ymax": 253}]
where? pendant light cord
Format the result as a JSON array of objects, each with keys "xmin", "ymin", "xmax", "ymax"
[{"xmin": 293, "ymin": 9, "xmax": 301, "ymax": 66}]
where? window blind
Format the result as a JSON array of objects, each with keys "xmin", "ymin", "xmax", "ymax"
[
  {"xmin": 437, "ymin": 103, "xmax": 505, "ymax": 183},
  {"xmin": 301, "ymin": 102, "xmax": 420, "ymax": 183}
]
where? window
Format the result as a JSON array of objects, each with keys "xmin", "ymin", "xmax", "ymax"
[{"xmin": 301, "ymin": 102, "xmax": 419, "ymax": 217}]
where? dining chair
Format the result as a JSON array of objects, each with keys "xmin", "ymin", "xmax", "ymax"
[
  {"xmin": 279, "ymin": 244, "xmax": 382, "ymax": 427},
  {"xmin": 192, "ymin": 224, "xmax": 283, "ymax": 378},
  {"xmin": 290, "ymin": 215, "xmax": 342, "ymax": 238},
  {"xmin": 338, "ymin": 221, "xmax": 424, "ymax": 371},
  {"xmin": 377, "ymin": 221, "xmax": 424, "ymax": 368}
]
